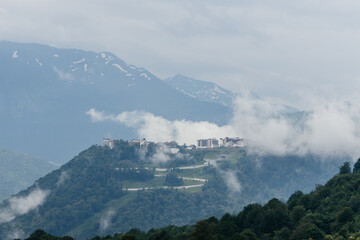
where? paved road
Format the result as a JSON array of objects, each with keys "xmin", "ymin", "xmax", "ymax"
[
  {"xmin": 181, "ymin": 177, "xmax": 208, "ymax": 182},
  {"xmin": 123, "ymin": 184, "xmax": 205, "ymax": 192},
  {"xmin": 123, "ymin": 158, "xmax": 223, "ymax": 191}
]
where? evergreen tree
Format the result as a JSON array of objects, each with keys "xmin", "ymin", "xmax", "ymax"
[
  {"xmin": 339, "ymin": 162, "xmax": 351, "ymax": 175},
  {"xmin": 353, "ymin": 158, "xmax": 360, "ymax": 173}
]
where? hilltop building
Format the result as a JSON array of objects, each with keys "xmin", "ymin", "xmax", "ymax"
[
  {"xmin": 103, "ymin": 138, "xmax": 115, "ymax": 149},
  {"xmin": 197, "ymin": 137, "xmax": 247, "ymax": 149},
  {"xmin": 197, "ymin": 138, "xmax": 219, "ymax": 149},
  {"xmin": 130, "ymin": 138, "xmax": 150, "ymax": 148}
]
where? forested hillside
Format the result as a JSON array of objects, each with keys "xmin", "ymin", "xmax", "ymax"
[
  {"xmin": 23, "ymin": 160, "xmax": 360, "ymax": 240},
  {"xmin": 0, "ymin": 140, "xmax": 348, "ymax": 239}
]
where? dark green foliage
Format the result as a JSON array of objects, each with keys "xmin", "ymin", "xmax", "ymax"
[
  {"xmin": 25, "ymin": 229, "xmax": 75, "ymax": 240},
  {"xmin": 290, "ymin": 222, "xmax": 325, "ymax": 240},
  {"xmin": 339, "ymin": 161, "xmax": 351, "ymax": 175},
  {"xmin": 290, "ymin": 205, "xmax": 306, "ymax": 225},
  {"xmin": 23, "ymin": 160, "xmax": 360, "ymax": 240},
  {"xmin": 337, "ymin": 207, "xmax": 354, "ymax": 224},
  {"xmin": 0, "ymin": 142, "xmax": 351, "ymax": 240},
  {"xmin": 164, "ymin": 173, "xmax": 183, "ymax": 186},
  {"xmin": 353, "ymin": 158, "xmax": 360, "ymax": 173}
]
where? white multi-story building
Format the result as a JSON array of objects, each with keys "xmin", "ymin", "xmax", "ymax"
[
  {"xmin": 103, "ymin": 138, "xmax": 115, "ymax": 149},
  {"xmin": 197, "ymin": 138, "xmax": 219, "ymax": 149},
  {"xmin": 197, "ymin": 137, "xmax": 247, "ymax": 149}
]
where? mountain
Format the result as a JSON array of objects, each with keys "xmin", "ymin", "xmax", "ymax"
[
  {"xmin": 165, "ymin": 74, "xmax": 298, "ymax": 114},
  {"xmin": 23, "ymin": 161, "xmax": 360, "ymax": 240},
  {"xmin": 0, "ymin": 140, "xmax": 347, "ymax": 239},
  {"xmin": 0, "ymin": 41, "xmax": 231, "ymax": 163},
  {"xmin": 164, "ymin": 74, "xmax": 240, "ymax": 107},
  {"xmin": 0, "ymin": 148, "xmax": 57, "ymax": 202}
]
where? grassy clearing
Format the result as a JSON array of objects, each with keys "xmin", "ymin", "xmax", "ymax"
[{"xmin": 122, "ymin": 176, "xmax": 166, "ymax": 188}]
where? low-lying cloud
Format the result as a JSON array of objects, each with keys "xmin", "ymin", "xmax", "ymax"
[
  {"xmin": 149, "ymin": 144, "xmax": 188, "ymax": 165},
  {"xmin": 0, "ymin": 188, "xmax": 49, "ymax": 224},
  {"xmin": 99, "ymin": 209, "xmax": 115, "ymax": 232},
  {"xmin": 137, "ymin": 143, "xmax": 189, "ymax": 165},
  {"xmin": 5, "ymin": 228, "xmax": 25, "ymax": 240},
  {"xmin": 56, "ymin": 171, "xmax": 70, "ymax": 187},
  {"xmin": 222, "ymin": 170, "xmax": 242, "ymax": 194},
  {"xmin": 150, "ymin": 144, "xmax": 171, "ymax": 164},
  {"xmin": 86, "ymin": 95, "xmax": 360, "ymax": 159}
]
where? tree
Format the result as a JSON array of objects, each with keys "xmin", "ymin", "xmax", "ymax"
[
  {"xmin": 189, "ymin": 220, "xmax": 214, "ymax": 240},
  {"xmin": 339, "ymin": 162, "xmax": 351, "ymax": 175},
  {"xmin": 290, "ymin": 222, "xmax": 325, "ymax": 240},
  {"xmin": 353, "ymin": 158, "xmax": 360, "ymax": 173},
  {"xmin": 337, "ymin": 207, "xmax": 354, "ymax": 224},
  {"xmin": 164, "ymin": 173, "xmax": 183, "ymax": 186},
  {"xmin": 290, "ymin": 206, "xmax": 306, "ymax": 225}
]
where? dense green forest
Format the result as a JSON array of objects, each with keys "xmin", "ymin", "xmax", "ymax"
[
  {"xmin": 22, "ymin": 160, "xmax": 360, "ymax": 240},
  {"xmin": 0, "ymin": 140, "xmax": 348, "ymax": 239}
]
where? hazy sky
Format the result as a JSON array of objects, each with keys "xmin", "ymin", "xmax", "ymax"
[{"xmin": 1, "ymin": 0, "xmax": 360, "ymax": 109}]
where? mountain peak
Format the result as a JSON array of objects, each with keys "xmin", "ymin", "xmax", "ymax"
[{"xmin": 164, "ymin": 74, "xmax": 238, "ymax": 107}]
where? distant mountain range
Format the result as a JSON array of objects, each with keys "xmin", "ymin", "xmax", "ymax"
[
  {"xmin": 0, "ymin": 41, "xmax": 232, "ymax": 163},
  {"xmin": 0, "ymin": 148, "xmax": 57, "ymax": 201}
]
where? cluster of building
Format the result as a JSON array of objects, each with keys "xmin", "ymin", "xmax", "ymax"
[
  {"xmin": 103, "ymin": 137, "xmax": 247, "ymax": 150},
  {"xmin": 129, "ymin": 138, "xmax": 150, "ymax": 147},
  {"xmin": 103, "ymin": 138, "xmax": 151, "ymax": 149},
  {"xmin": 196, "ymin": 137, "xmax": 247, "ymax": 149}
]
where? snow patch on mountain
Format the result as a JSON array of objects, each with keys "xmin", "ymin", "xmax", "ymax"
[
  {"xmin": 73, "ymin": 58, "xmax": 85, "ymax": 64},
  {"xmin": 112, "ymin": 63, "xmax": 127, "ymax": 73},
  {"xmin": 165, "ymin": 74, "xmax": 237, "ymax": 107},
  {"xmin": 35, "ymin": 58, "xmax": 42, "ymax": 66},
  {"xmin": 104, "ymin": 54, "xmax": 114, "ymax": 64},
  {"xmin": 140, "ymin": 72, "xmax": 151, "ymax": 80},
  {"xmin": 12, "ymin": 50, "xmax": 18, "ymax": 58}
]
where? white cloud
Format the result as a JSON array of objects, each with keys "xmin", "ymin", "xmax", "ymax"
[
  {"xmin": 5, "ymin": 229, "xmax": 25, "ymax": 240},
  {"xmin": 56, "ymin": 171, "xmax": 69, "ymax": 187},
  {"xmin": 150, "ymin": 145, "xmax": 171, "ymax": 164},
  {"xmin": 148, "ymin": 144, "xmax": 188, "ymax": 165},
  {"xmin": 86, "ymin": 108, "xmax": 233, "ymax": 145},
  {"xmin": 99, "ymin": 209, "xmax": 115, "ymax": 232},
  {"xmin": 86, "ymin": 95, "xmax": 360, "ymax": 159},
  {"xmin": 222, "ymin": 170, "xmax": 242, "ymax": 193},
  {"xmin": 0, "ymin": 188, "xmax": 49, "ymax": 223}
]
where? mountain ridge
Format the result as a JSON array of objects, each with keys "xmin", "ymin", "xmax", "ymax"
[
  {"xmin": 0, "ymin": 147, "xmax": 57, "ymax": 202},
  {"xmin": 0, "ymin": 41, "xmax": 232, "ymax": 163}
]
